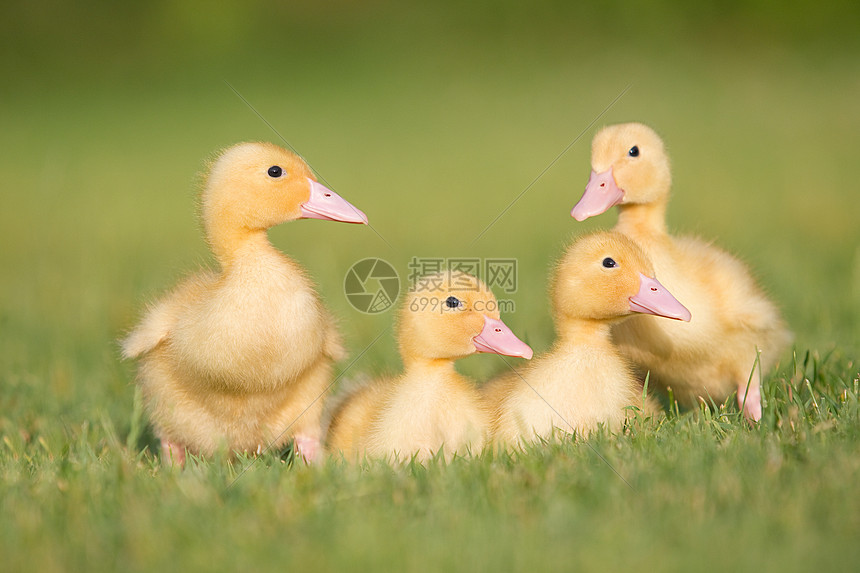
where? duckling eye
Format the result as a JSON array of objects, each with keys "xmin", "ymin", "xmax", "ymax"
[
  {"xmin": 628, "ymin": 146, "xmax": 639, "ymax": 157},
  {"xmin": 444, "ymin": 296, "xmax": 462, "ymax": 309},
  {"xmin": 602, "ymin": 257, "xmax": 618, "ymax": 268},
  {"xmin": 267, "ymin": 165, "xmax": 284, "ymax": 178}
]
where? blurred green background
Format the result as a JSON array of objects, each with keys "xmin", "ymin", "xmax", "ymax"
[
  {"xmin": 3, "ymin": 1, "xmax": 857, "ymax": 381},
  {"xmin": 1, "ymin": 1, "xmax": 859, "ymax": 571}
]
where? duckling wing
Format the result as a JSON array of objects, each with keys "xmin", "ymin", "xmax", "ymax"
[
  {"xmin": 120, "ymin": 271, "xmax": 217, "ymax": 359},
  {"xmin": 326, "ymin": 378, "xmax": 390, "ymax": 455},
  {"xmin": 322, "ymin": 312, "xmax": 346, "ymax": 362},
  {"xmin": 480, "ymin": 371, "xmax": 524, "ymax": 440},
  {"xmin": 674, "ymin": 236, "xmax": 791, "ymax": 342}
]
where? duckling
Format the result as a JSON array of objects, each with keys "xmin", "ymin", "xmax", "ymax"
[
  {"xmin": 121, "ymin": 142, "xmax": 367, "ymax": 465},
  {"xmin": 571, "ymin": 123, "xmax": 792, "ymax": 419},
  {"xmin": 486, "ymin": 231, "xmax": 690, "ymax": 446},
  {"xmin": 326, "ymin": 271, "xmax": 533, "ymax": 462}
]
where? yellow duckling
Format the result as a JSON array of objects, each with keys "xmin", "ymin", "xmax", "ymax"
[
  {"xmin": 572, "ymin": 123, "xmax": 792, "ymax": 419},
  {"xmin": 326, "ymin": 271, "xmax": 533, "ymax": 462},
  {"xmin": 486, "ymin": 231, "xmax": 690, "ymax": 446},
  {"xmin": 121, "ymin": 142, "xmax": 367, "ymax": 465}
]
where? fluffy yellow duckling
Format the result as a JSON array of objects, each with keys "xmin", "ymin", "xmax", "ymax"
[
  {"xmin": 326, "ymin": 271, "xmax": 533, "ymax": 462},
  {"xmin": 486, "ymin": 231, "xmax": 690, "ymax": 446},
  {"xmin": 572, "ymin": 123, "xmax": 792, "ymax": 419},
  {"xmin": 121, "ymin": 142, "xmax": 367, "ymax": 465}
]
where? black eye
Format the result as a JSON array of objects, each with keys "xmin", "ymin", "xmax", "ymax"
[
  {"xmin": 602, "ymin": 257, "xmax": 617, "ymax": 268},
  {"xmin": 445, "ymin": 296, "xmax": 461, "ymax": 309},
  {"xmin": 628, "ymin": 146, "xmax": 639, "ymax": 157},
  {"xmin": 267, "ymin": 165, "xmax": 284, "ymax": 178}
]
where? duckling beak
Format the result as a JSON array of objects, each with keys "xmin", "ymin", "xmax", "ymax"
[
  {"xmin": 629, "ymin": 273, "xmax": 692, "ymax": 322},
  {"xmin": 571, "ymin": 168, "xmax": 624, "ymax": 221},
  {"xmin": 300, "ymin": 178, "xmax": 368, "ymax": 224},
  {"xmin": 472, "ymin": 316, "xmax": 534, "ymax": 359}
]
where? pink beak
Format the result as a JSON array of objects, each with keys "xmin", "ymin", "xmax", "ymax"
[
  {"xmin": 472, "ymin": 316, "xmax": 534, "ymax": 359},
  {"xmin": 571, "ymin": 168, "xmax": 624, "ymax": 221},
  {"xmin": 300, "ymin": 178, "xmax": 368, "ymax": 224},
  {"xmin": 629, "ymin": 273, "xmax": 692, "ymax": 322}
]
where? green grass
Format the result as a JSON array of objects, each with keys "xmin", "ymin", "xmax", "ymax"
[{"xmin": 1, "ymin": 2, "xmax": 859, "ymax": 572}]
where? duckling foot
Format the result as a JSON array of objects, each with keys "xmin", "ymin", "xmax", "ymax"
[
  {"xmin": 293, "ymin": 434, "xmax": 321, "ymax": 464},
  {"xmin": 738, "ymin": 383, "xmax": 762, "ymax": 422},
  {"xmin": 161, "ymin": 439, "xmax": 186, "ymax": 467}
]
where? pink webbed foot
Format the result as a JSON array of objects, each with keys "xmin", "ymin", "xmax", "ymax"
[
  {"xmin": 739, "ymin": 383, "xmax": 762, "ymax": 422},
  {"xmin": 161, "ymin": 439, "xmax": 186, "ymax": 467},
  {"xmin": 293, "ymin": 434, "xmax": 321, "ymax": 464}
]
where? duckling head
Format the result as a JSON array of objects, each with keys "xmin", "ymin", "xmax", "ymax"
[
  {"xmin": 572, "ymin": 123, "xmax": 671, "ymax": 221},
  {"xmin": 552, "ymin": 231, "xmax": 691, "ymax": 326},
  {"xmin": 202, "ymin": 142, "xmax": 367, "ymax": 240},
  {"xmin": 397, "ymin": 271, "xmax": 533, "ymax": 364}
]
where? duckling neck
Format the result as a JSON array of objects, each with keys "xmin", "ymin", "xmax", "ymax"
[
  {"xmin": 206, "ymin": 225, "xmax": 276, "ymax": 270},
  {"xmin": 555, "ymin": 319, "xmax": 613, "ymax": 349},
  {"xmin": 616, "ymin": 202, "xmax": 668, "ymax": 238},
  {"xmin": 402, "ymin": 357, "xmax": 459, "ymax": 378}
]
